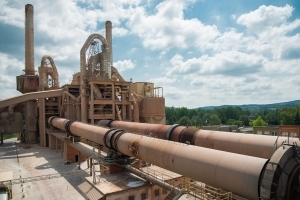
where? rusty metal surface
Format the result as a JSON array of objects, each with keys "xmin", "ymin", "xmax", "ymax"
[
  {"xmin": 193, "ymin": 129, "xmax": 300, "ymax": 159},
  {"xmin": 178, "ymin": 127, "xmax": 198, "ymax": 145},
  {"xmin": 109, "ymin": 120, "xmax": 171, "ymax": 138},
  {"xmin": 50, "ymin": 117, "xmax": 269, "ymax": 199},
  {"xmin": 99, "ymin": 120, "xmax": 300, "ymax": 159}
]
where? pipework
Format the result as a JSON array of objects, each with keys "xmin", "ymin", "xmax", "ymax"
[
  {"xmin": 49, "ymin": 117, "xmax": 300, "ymax": 199},
  {"xmin": 98, "ymin": 120, "xmax": 300, "ymax": 159}
]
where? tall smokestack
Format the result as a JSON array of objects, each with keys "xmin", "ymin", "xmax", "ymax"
[
  {"xmin": 25, "ymin": 4, "xmax": 35, "ymax": 75},
  {"xmin": 105, "ymin": 21, "xmax": 113, "ymax": 65}
]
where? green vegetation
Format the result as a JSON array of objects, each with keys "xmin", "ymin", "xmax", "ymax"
[
  {"xmin": 165, "ymin": 103, "xmax": 300, "ymax": 127},
  {"xmin": 250, "ymin": 116, "xmax": 267, "ymax": 126},
  {"xmin": 3, "ymin": 133, "xmax": 18, "ymax": 140}
]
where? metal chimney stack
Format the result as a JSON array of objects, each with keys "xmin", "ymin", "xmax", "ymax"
[
  {"xmin": 105, "ymin": 21, "xmax": 113, "ymax": 64},
  {"xmin": 25, "ymin": 4, "xmax": 35, "ymax": 75}
]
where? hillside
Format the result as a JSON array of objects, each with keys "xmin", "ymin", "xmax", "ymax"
[{"xmin": 200, "ymin": 100, "xmax": 300, "ymax": 110}]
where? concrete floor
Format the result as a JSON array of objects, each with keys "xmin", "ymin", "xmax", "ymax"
[{"xmin": 0, "ymin": 138, "xmax": 92, "ymax": 200}]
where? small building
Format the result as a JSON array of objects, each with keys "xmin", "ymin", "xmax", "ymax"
[
  {"xmin": 253, "ymin": 125, "xmax": 300, "ymax": 138},
  {"xmin": 279, "ymin": 125, "xmax": 300, "ymax": 138},
  {"xmin": 252, "ymin": 126, "xmax": 279, "ymax": 136}
]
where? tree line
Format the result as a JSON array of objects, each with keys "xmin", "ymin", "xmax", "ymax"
[{"xmin": 165, "ymin": 105, "xmax": 300, "ymax": 127}]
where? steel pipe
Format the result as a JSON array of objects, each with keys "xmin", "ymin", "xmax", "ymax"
[
  {"xmin": 48, "ymin": 117, "xmax": 300, "ymax": 199},
  {"xmin": 98, "ymin": 120, "xmax": 300, "ymax": 159}
]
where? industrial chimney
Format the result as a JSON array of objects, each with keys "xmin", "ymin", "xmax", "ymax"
[
  {"xmin": 17, "ymin": 4, "xmax": 38, "ymax": 93},
  {"xmin": 16, "ymin": 4, "xmax": 39, "ymax": 144},
  {"xmin": 25, "ymin": 4, "xmax": 35, "ymax": 75},
  {"xmin": 105, "ymin": 21, "xmax": 113, "ymax": 64}
]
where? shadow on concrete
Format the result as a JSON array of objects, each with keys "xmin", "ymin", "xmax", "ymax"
[{"xmin": 0, "ymin": 138, "xmax": 92, "ymax": 199}]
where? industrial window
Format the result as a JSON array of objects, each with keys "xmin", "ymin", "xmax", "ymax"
[
  {"xmin": 141, "ymin": 192, "xmax": 147, "ymax": 200},
  {"xmin": 155, "ymin": 189, "xmax": 160, "ymax": 196},
  {"xmin": 291, "ymin": 132, "xmax": 298, "ymax": 137},
  {"xmin": 257, "ymin": 131, "xmax": 262, "ymax": 135},
  {"xmin": 128, "ymin": 195, "xmax": 134, "ymax": 200},
  {"xmin": 264, "ymin": 131, "xmax": 270, "ymax": 135},
  {"xmin": 282, "ymin": 132, "xmax": 288, "ymax": 136}
]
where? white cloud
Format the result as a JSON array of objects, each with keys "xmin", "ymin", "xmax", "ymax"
[
  {"xmin": 167, "ymin": 51, "xmax": 265, "ymax": 76},
  {"xmin": 1, "ymin": 1, "xmax": 300, "ymax": 108},
  {"xmin": 114, "ymin": 59, "xmax": 135, "ymax": 72},
  {"xmin": 148, "ymin": 77, "xmax": 177, "ymax": 85},
  {"xmin": 237, "ymin": 4, "xmax": 300, "ymax": 41},
  {"xmin": 127, "ymin": 0, "xmax": 219, "ymax": 50},
  {"xmin": 237, "ymin": 4, "xmax": 294, "ymax": 30},
  {"xmin": 0, "ymin": 1, "xmax": 24, "ymax": 28},
  {"xmin": 112, "ymin": 27, "xmax": 129, "ymax": 36},
  {"xmin": 0, "ymin": 53, "xmax": 23, "ymax": 99}
]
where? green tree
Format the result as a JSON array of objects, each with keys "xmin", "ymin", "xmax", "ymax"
[
  {"xmin": 265, "ymin": 110, "xmax": 279, "ymax": 125},
  {"xmin": 191, "ymin": 115, "xmax": 201, "ymax": 127},
  {"xmin": 239, "ymin": 115, "xmax": 250, "ymax": 126},
  {"xmin": 165, "ymin": 106, "xmax": 177, "ymax": 125},
  {"xmin": 250, "ymin": 116, "xmax": 267, "ymax": 126},
  {"xmin": 294, "ymin": 110, "xmax": 300, "ymax": 125},
  {"xmin": 210, "ymin": 114, "xmax": 221, "ymax": 125},
  {"xmin": 177, "ymin": 116, "xmax": 192, "ymax": 126},
  {"xmin": 280, "ymin": 111, "xmax": 295, "ymax": 125}
]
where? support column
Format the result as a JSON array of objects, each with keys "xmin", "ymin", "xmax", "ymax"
[
  {"xmin": 90, "ymin": 84, "xmax": 94, "ymax": 124},
  {"xmin": 89, "ymin": 158, "xmax": 92, "ymax": 176},
  {"xmin": 25, "ymin": 100, "xmax": 38, "ymax": 144},
  {"xmin": 78, "ymin": 151, "xmax": 81, "ymax": 170},
  {"xmin": 38, "ymin": 98, "xmax": 46, "ymax": 146},
  {"xmin": 56, "ymin": 138, "xmax": 58, "ymax": 153},
  {"xmin": 60, "ymin": 141, "xmax": 63, "ymax": 156},
  {"xmin": 49, "ymin": 134, "xmax": 56, "ymax": 150},
  {"xmin": 112, "ymin": 84, "xmax": 115, "ymax": 119}
]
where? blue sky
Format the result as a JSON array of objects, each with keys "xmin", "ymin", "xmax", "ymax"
[{"xmin": 0, "ymin": 0, "xmax": 300, "ymax": 108}]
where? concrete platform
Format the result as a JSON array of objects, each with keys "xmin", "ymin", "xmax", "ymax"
[{"xmin": 0, "ymin": 138, "xmax": 99, "ymax": 200}]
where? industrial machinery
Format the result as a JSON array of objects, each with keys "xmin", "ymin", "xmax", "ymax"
[
  {"xmin": 0, "ymin": 4, "xmax": 165, "ymax": 147},
  {"xmin": 1, "ymin": 3, "xmax": 300, "ymax": 200},
  {"xmin": 98, "ymin": 120, "xmax": 300, "ymax": 159},
  {"xmin": 49, "ymin": 117, "xmax": 300, "ymax": 199}
]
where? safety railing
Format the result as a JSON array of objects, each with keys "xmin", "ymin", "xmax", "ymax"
[{"xmin": 131, "ymin": 162, "xmax": 233, "ymax": 200}]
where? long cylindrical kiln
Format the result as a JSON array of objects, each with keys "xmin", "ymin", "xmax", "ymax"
[
  {"xmin": 98, "ymin": 120, "xmax": 300, "ymax": 159},
  {"xmin": 49, "ymin": 117, "xmax": 300, "ymax": 199}
]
